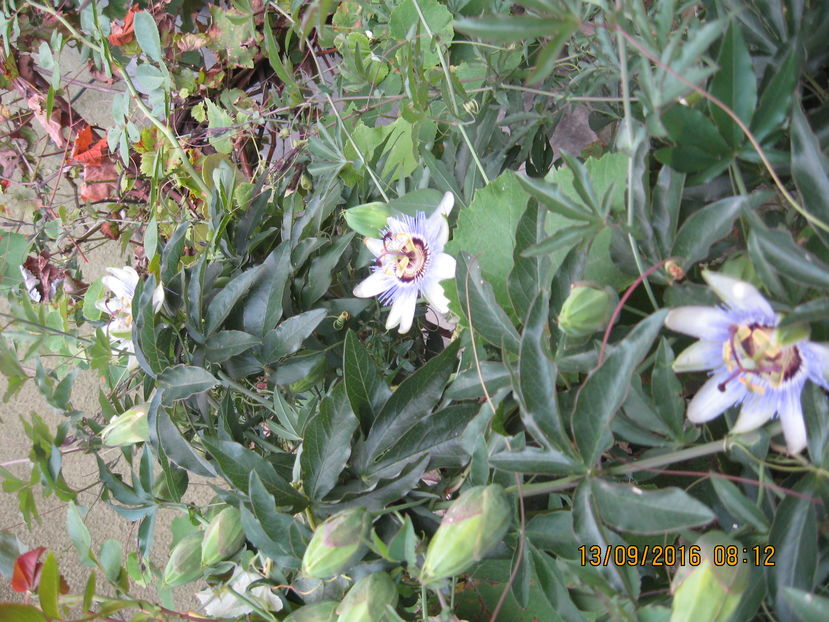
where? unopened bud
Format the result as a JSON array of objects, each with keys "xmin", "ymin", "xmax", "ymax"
[
  {"xmin": 558, "ymin": 282, "xmax": 618, "ymax": 338},
  {"xmin": 670, "ymin": 532, "xmax": 749, "ymax": 622},
  {"xmin": 201, "ymin": 507, "xmax": 245, "ymax": 566},
  {"xmin": 335, "ymin": 572, "xmax": 398, "ymax": 622},
  {"xmin": 302, "ymin": 508, "xmax": 370, "ymax": 579},
  {"xmin": 420, "ymin": 485, "xmax": 512, "ymax": 584},
  {"xmin": 163, "ymin": 532, "xmax": 203, "ymax": 586},
  {"xmin": 284, "ymin": 600, "xmax": 338, "ymax": 622},
  {"xmin": 101, "ymin": 404, "xmax": 149, "ymax": 447},
  {"xmin": 343, "ymin": 202, "xmax": 391, "ymax": 238}
]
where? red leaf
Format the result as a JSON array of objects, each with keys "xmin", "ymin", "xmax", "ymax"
[
  {"xmin": 11, "ymin": 547, "xmax": 45, "ymax": 592},
  {"xmin": 109, "ymin": 4, "xmax": 139, "ymax": 46},
  {"xmin": 80, "ymin": 161, "xmax": 118, "ymax": 202},
  {"xmin": 72, "ymin": 125, "xmax": 109, "ymax": 167}
]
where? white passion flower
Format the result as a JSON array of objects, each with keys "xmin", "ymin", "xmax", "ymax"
[
  {"xmin": 96, "ymin": 266, "xmax": 163, "ymax": 362},
  {"xmin": 665, "ymin": 270, "xmax": 829, "ymax": 454},
  {"xmin": 195, "ymin": 567, "xmax": 283, "ymax": 618},
  {"xmin": 353, "ymin": 192, "xmax": 456, "ymax": 333}
]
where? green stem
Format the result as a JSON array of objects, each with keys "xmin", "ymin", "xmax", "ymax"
[
  {"xmin": 410, "ymin": 0, "xmax": 489, "ymax": 184},
  {"xmin": 614, "ymin": 5, "xmax": 657, "ymax": 310}
]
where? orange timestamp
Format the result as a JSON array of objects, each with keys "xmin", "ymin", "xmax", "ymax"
[
  {"xmin": 578, "ymin": 544, "xmax": 777, "ymax": 567},
  {"xmin": 579, "ymin": 545, "xmax": 701, "ymax": 567}
]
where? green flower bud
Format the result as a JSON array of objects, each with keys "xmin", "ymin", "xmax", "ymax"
[
  {"xmin": 420, "ymin": 485, "xmax": 512, "ymax": 584},
  {"xmin": 163, "ymin": 532, "xmax": 203, "ymax": 586},
  {"xmin": 558, "ymin": 282, "xmax": 618, "ymax": 338},
  {"xmin": 101, "ymin": 404, "xmax": 150, "ymax": 447},
  {"xmin": 302, "ymin": 508, "xmax": 370, "ymax": 579},
  {"xmin": 201, "ymin": 507, "xmax": 245, "ymax": 566},
  {"xmin": 335, "ymin": 572, "xmax": 398, "ymax": 622},
  {"xmin": 670, "ymin": 532, "xmax": 749, "ymax": 622},
  {"xmin": 284, "ymin": 601, "xmax": 338, "ymax": 622},
  {"xmin": 344, "ymin": 203, "xmax": 391, "ymax": 238}
]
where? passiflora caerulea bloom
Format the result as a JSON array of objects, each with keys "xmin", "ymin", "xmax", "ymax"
[
  {"xmin": 195, "ymin": 567, "xmax": 283, "ymax": 617},
  {"xmin": 96, "ymin": 266, "xmax": 163, "ymax": 365},
  {"xmin": 665, "ymin": 270, "xmax": 829, "ymax": 453},
  {"xmin": 353, "ymin": 192, "xmax": 456, "ymax": 333}
]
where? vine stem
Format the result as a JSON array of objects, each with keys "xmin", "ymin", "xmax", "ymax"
[
  {"xmin": 614, "ymin": 2, "xmax": 658, "ymax": 311},
  {"xmin": 410, "ymin": 0, "xmax": 489, "ymax": 184},
  {"xmin": 598, "ymin": 257, "xmax": 671, "ymax": 365}
]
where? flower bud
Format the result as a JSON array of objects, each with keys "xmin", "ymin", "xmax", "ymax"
[
  {"xmin": 335, "ymin": 572, "xmax": 398, "ymax": 622},
  {"xmin": 163, "ymin": 532, "xmax": 203, "ymax": 586},
  {"xmin": 558, "ymin": 282, "xmax": 618, "ymax": 338},
  {"xmin": 670, "ymin": 532, "xmax": 749, "ymax": 622},
  {"xmin": 343, "ymin": 203, "xmax": 391, "ymax": 238},
  {"xmin": 101, "ymin": 404, "xmax": 149, "ymax": 447},
  {"xmin": 420, "ymin": 485, "xmax": 512, "ymax": 584},
  {"xmin": 284, "ymin": 601, "xmax": 338, "ymax": 622},
  {"xmin": 201, "ymin": 507, "xmax": 245, "ymax": 566},
  {"xmin": 302, "ymin": 508, "xmax": 370, "ymax": 579}
]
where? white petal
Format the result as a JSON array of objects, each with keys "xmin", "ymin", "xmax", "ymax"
[
  {"xmin": 430, "ymin": 253, "xmax": 456, "ymax": 282},
  {"xmin": 702, "ymin": 270, "xmax": 774, "ymax": 317},
  {"xmin": 435, "ymin": 191, "xmax": 454, "ymax": 217},
  {"xmin": 152, "ymin": 284, "xmax": 165, "ymax": 312},
  {"xmin": 386, "ymin": 289, "xmax": 417, "ymax": 333},
  {"xmin": 424, "ymin": 281, "xmax": 450, "ymax": 314},
  {"xmin": 686, "ymin": 373, "xmax": 744, "ymax": 423},
  {"xmin": 364, "ymin": 237, "xmax": 385, "ymax": 257},
  {"xmin": 674, "ymin": 340, "xmax": 723, "ymax": 372},
  {"xmin": 665, "ymin": 306, "xmax": 730, "ymax": 340},
  {"xmin": 353, "ymin": 271, "xmax": 392, "ymax": 298},
  {"xmin": 806, "ymin": 342, "xmax": 829, "ymax": 387},
  {"xmin": 779, "ymin": 390, "xmax": 807, "ymax": 454},
  {"xmin": 732, "ymin": 393, "xmax": 777, "ymax": 434},
  {"xmin": 103, "ymin": 267, "xmax": 138, "ymax": 297}
]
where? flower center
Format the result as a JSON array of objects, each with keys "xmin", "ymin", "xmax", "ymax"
[
  {"xmin": 378, "ymin": 233, "xmax": 429, "ymax": 282},
  {"xmin": 720, "ymin": 323, "xmax": 802, "ymax": 394}
]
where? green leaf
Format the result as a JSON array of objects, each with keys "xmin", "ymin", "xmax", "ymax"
[
  {"xmin": 746, "ymin": 215, "xmax": 829, "ymax": 288},
  {"xmin": 489, "ymin": 446, "xmax": 577, "ymax": 475},
  {"xmin": 672, "ymin": 194, "xmax": 763, "ymax": 268},
  {"xmin": 652, "ymin": 165, "xmax": 686, "ymax": 257},
  {"xmin": 658, "ymin": 104, "xmax": 732, "ymax": 172},
  {"xmin": 158, "ymin": 365, "xmax": 218, "ymax": 404},
  {"xmin": 367, "ymin": 403, "xmax": 476, "ymax": 480},
  {"xmin": 779, "ymin": 298, "xmax": 829, "ymax": 327},
  {"xmin": 161, "ymin": 222, "xmax": 188, "ymax": 286},
  {"xmin": 572, "ymin": 310, "xmax": 667, "ymax": 465},
  {"xmin": 515, "ymin": 175, "xmax": 595, "ymax": 222},
  {"xmin": 783, "ymin": 588, "xmax": 829, "ymax": 622},
  {"xmin": 82, "ymin": 279, "xmax": 104, "ymax": 321},
  {"xmin": 37, "ymin": 552, "xmax": 59, "ymax": 619},
  {"xmin": 205, "ymin": 330, "xmax": 260, "ymax": 363},
  {"xmin": 516, "ymin": 292, "xmax": 566, "ymax": 450},
  {"xmin": 446, "ymin": 171, "xmax": 530, "ymax": 310},
  {"xmin": 454, "ymin": 15, "xmax": 571, "ymax": 41},
  {"xmin": 133, "ymin": 275, "xmax": 164, "ymax": 377},
  {"xmin": 205, "ymin": 265, "xmax": 263, "ymax": 335},
  {"xmin": 0, "ymin": 531, "xmax": 25, "ymax": 579},
  {"xmin": 262, "ymin": 309, "xmax": 327, "ymax": 364},
  {"xmin": 592, "ymin": 479, "xmax": 715, "ymax": 534},
  {"xmin": 455, "ymin": 252, "xmax": 521, "ymax": 354},
  {"xmin": 300, "ymin": 233, "xmax": 355, "ymax": 307},
  {"xmin": 527, "ymin": 15, "xmax": 580, "ymax": 84},
  {"xmin": 650, "ymin": 339, "xmax": 685, "ymax": 437},
  {"xmin": 769, "ymin": 477, "xmax": 817, "ymax": 621},
  {"xmin": 446, "ymin": 361, "xmax": 512, "ymax": 400},
  {"xmin": 0, "ymin": 231, "xmax": 29, "ymax": 290},
  {"xmin": 300, "ymin": 386, "xmax": 359, "ymax": 500},
  {"xmin": 356, "ymin": 340, "xmax": 459, "ymax": 473},
  {"xmin": 153, "ymin": 407, "xmax": 216, "ymax": 477},
  {"xmin": 751, "ymin": 48, "xmax": 798, "ymax": 144},
  {"xmin": 0, "ymin": 605, "xmax": 47, "ymax": 622},
  {"xmin": 343, "ymin": 202, "xmax": 390, "ymax": 238},
  {"xmin": 99, "ymin": 539, "xmax": 123, "ymax": 582},
  {"xmin": 133, "ymin": 11, "xmax": 162, "ymax": 63},
  {"xmin": 246, "ymin": 471, "xmax": 308, "ymax": 562},
  {"xmin": 573, "ymin": 483, "xmax": 637, "ymax": 597},
  {"xmin": 67, "ymin": 502, "xmax": 93, "ymax": 564},
  {"xmin": 243, "ymin": 244, "xmax": 291, "ymax": 337},
  {"xmin": 791, "ymin": 104, "xmax": 829, "ymax": 244},
  {"xmin": 709, "ymin": 21, "xmax": 756, "ymax": 147},
  {"xmin": 509, "ymin": 203, "xmax": 553, "ymax": 315},
  {"xmin": 343, "ymin": 330, "xmax": 391, "ymax": 433},
  {"xmin": 710, "ymin": 475, "xmax": 769, "ymax": 532}
]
